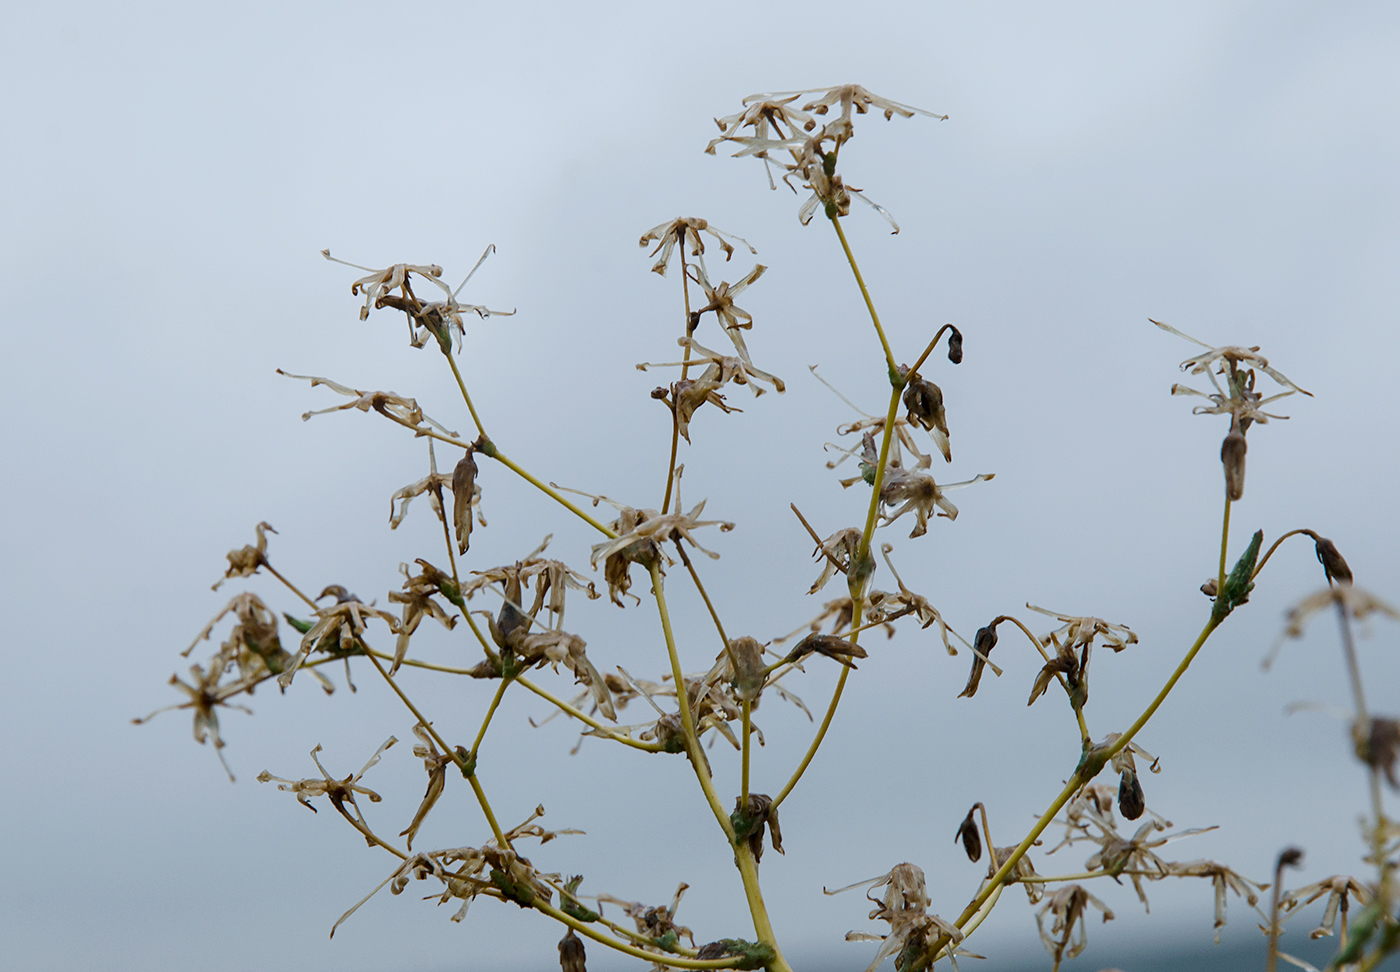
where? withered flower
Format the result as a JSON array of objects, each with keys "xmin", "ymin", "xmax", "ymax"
[
  {"xmin": 1028, "ymin": 633, "xmax": 1084, "ymax": 708},
  {"xmin": 992, "ymin": 845, "xmax": 1047, "ymax": 903},
  {"xmin": 807, "ymin": 526, "xmax": 862, "ymax": 595},
  {"xmin": 323, "ymin": 247, "xmax": 512, "ymax": 350},
  {"xmin": 1164, "ymin": 860, "xmax": 1266, "ymax": 944},
  {"xmin": 277, "ymin": 370, "xmax": 459, "ymax": 438},
  {"xmin": 878, "ymin": 468, "xmax": 993, "ymax": 538},
  {"xmin": 640, "ymin": 337, "xmax": 785, "ymax": 396},
  {"xmin": 955, "ymin": 805, "xmax": 983, "ymax": 863},
  {"xmin": 1268, "ymin": 585, "xmax": 1400, "ymax": 668},
  {"xmin": 732, "ymin": 793, "xmax": 783, "ymax": 863},
  {"xmin": 783, "ymin": 633, "xmax": 867, "ymax": 670},
  {"xmin": 388, "ymin": 562, "xmax": 458, "ymax": 675},
  {"xmin": 827, "ymin": 862, "xmax": 963, "ymax": 972},
  {"xmin": 688, "ymin": 264, "xmax": 768, "ymax": 368},
  {"xmin": 1279, "ymin": 874, "xmax": 1369, "ymax": 940},
  {"xmin": 589, "ymin": 499, "xmax": 734, "ymax": 573},
  {"xmin": 281, "ymin": 588, "xmax": 398, "ymax": 689},
  {"xmin": 213, "ymin": 521, "xmax": 275, "ymax": 590},
  {"xmin": 728, "ymin": 636, "xmax": 767, "ymax": 702},
  {"xmin": 663, "ymin": 369, "xmax": 740, "ymax": 443},
  {"xmin": 400, "ymin": 723, "xmax": 468, "ymax": 850},
  {"xmin": 453, "ymin": 450, "xmax": 479, "ymax": 554},
  {"xmin": 1027, "ymin": 604, "xmax": 1138, "ymax": 654},
  {"xmin": 1359, "ymin": 717, "xmax": 1400, "ymax": 789},
  {"xmin": 1035, "ymin": 885, "xmax": 1114, "ymax": 967},
  {"xmin": 257, "ymin": 737, "xmax": 395, "ymax": 829},
  {"xmin": 558, "ymin": 930, "xmax": 587, "ymax": 972},
  {"xmin": 133, "ymin": 656, "xmax": 254, "ymax": 780},
  {"xmin": 899, "ymin": 367, "xmax": 950, "ymax": 463},
  {"xmin": 958, "ymin": 620, "xmax": 1001, "ymax": 699},
  {"xmin": 638, "ymin": 217, "xmax": 754, "ymax": 276},
  {"xmin": 1299, "ymin": 530, "xmax": 1353, "ymax": 586}
]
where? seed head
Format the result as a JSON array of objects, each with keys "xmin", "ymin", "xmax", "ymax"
[{"xmin": 452, "ymin": 451, "xmax": 479, "ymax": 555}]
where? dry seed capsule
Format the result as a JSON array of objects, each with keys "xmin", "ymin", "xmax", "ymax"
[
  {"xmin": 452, "ymin": 451, "xmax": 478, "ymax": 554},
  {"xmin": 1118, "ymin": 769, "xmax": 1145, "ymax": 820},
  {"xmin": 955, "ymin": 804, "xmax": 983, "ymax": 862},
  {"xmin": 1221, "ymin": 432, "xmax": 1247, "ymax": 501}
]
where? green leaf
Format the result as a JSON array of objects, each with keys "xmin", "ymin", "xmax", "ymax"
[{"xmin": 283, "ymin": 614, "xmax": 314, "ymax": 634}]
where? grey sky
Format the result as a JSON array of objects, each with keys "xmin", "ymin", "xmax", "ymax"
[{"xmin": 3, "ymin": 2, "xmax": 1398, "ymax": 970}]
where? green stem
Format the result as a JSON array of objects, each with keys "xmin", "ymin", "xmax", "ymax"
[
  {"xmin": 515, "ymin": 676, "xmax": 664, "ymax": 752},
  {"xmin": 443, "ymin": 352, "xmax": 488, "ymax": 439},
  {"xmin": 480, "ymin": 443, "xmax": 616, "ymax": 538},
  {"xmin": 532, "ymin": 899, "xmax": 748, "ymax": 970},
  {"xmin": 771, "ymin": 384, "xmax": 901, "ymax": 813},
  {"xmin": 830, "ymin": 215, "xmax": 898, "ymax": 379},
  {"xmin": 647, "ymin": 563, "xmax": 732, "ymax": 838},
  {"xmin": 468, "ymin": 675, "xmax": 513, "ymax": 761}
]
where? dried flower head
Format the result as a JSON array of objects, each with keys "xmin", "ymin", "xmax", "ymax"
[
  {"xmin": 958, "ymin": 619, "xmax": 1002, "ymax": 699},
  {"xmin": 277, "ymin": 370, "xmax": 459, "ymax": 438},
  {"xmin": 638, "ymin": 217, "xmax": 754, "ymax": 276},
  {"xmin": 213, "ymin": 521, "xmax": 275, "ymax": 591},
  {"xmin": 899, "ymin": 366, "xmax": 951, "ymax": 463},
  {"xmin": 452, "ymin": 450, "xmax": 479, "ymax": 554},
  {"xmin": 1035, "ymin": 885, "xmax": 1114, "ymax": 966},
  {"xmin": 878, "ymin": 468, "xmax": 994, "ymax": 538},
  {"xmin": 132, "ymin": 656, "xmax": 254, "ymax": 780}
]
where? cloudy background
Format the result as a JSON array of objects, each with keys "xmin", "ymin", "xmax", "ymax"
[{"xmin": 3, "ymin": 1, "xmax": 1398, "ymax": 970}]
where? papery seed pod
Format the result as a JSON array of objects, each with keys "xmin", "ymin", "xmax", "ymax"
[
  {"xmin": 959, "ymin": 621, "xmax": 999, "ymax": 699},
  {"xmin": 452, "ymin": 451, "xmax": 478, "ymax": 554},
  {"xmin": 955, "ymin": 804, "xmax": 983, "ymax": 862},
  {"xmin": 1313, "ymin": 535, "xmax": 1353, "ymax": 586},
  {"xmin": 947, "ymin": 325, "xmax": 963, "ymax": 364},
  {"xmin": 1220, "ymin": 432, "xmax": 1247, "ymax": 501},
  {"xmin": 558, "ymin": 930, "xmax": 587, "ymax": 972},
  {"xmin": 729, "ymin": 636, "xmax": 767, "ymax": 702},
  {"xmin": 1118, "ymin": 769, "xmax": 1145, "ymax": 820}
]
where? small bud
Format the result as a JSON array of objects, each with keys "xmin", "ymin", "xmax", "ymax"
[
  {"xmin": 728, "ymin": 636, "xmax": 767, "ymax": 702},
  {"xmin": 947, "ymin": 325, "xmax": 963, "ymax": 364},
  {"xmin": 558, "ymin": 930, "xmax": 587, "ymax": 972},
  {"xmin": 955, "ymin": 804, "xmax": 983, "ymax": 862},
  {"xmin": 1117, "ymin": 769, "xmax": 1145, "ymax": 820},
  {"xmin": 1312, "ymin": 535, "xmax": 1353, "ymax": 586},
  {"xmin": 1277, "ymin": 846, "xmax": 1305, "ymax": 870},
  {"xmin": 1221, "ymin": 432, "xmax": 1247, "ymax": 501},
  {"xmin": 452, "ymin": 451, "xmax": 479, "ymax": 554},
  {"xmin": 1200, "ymin": 577, "xmax": 1218, "ymax": 598}
]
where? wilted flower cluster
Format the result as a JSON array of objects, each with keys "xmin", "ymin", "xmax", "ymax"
[{"xmin": 140, "ymin": 82, "xmax": 1399, "ymax": 972}]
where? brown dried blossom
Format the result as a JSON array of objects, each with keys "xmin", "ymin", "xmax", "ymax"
[
  {"xmin": 399, "ymin": 723, "xmax": 468, "ymax": 850},
  {"xmin": 828, "ymin": 863, "xmax": 963, "ymax": 972},
  {"xmin": 1164, "ymin": 860, "xmax": 1267, "ymax": 944},
  {"xmin": 1278, "ymin": 874, "xmax": 1369, "ymax": 940},
  {"xmin": 452, "ymin": 450, "xmax": 478, "ymax": 554},
  {"xmin": 638, "ymin": 217, "xmax": 754, "ymax": 276},
  {"xmin": 688, "ymin": 264, "xmax": 768, "ymax": 368},
  {"xmin": 733, "ymin": 793, "xmax": 783, "ymax": 863},
  {"xmin": 323, "ymin": 247, "xmax": 513, "ymax": 351},
  {"xmin": 864, "ymin": 544, "xmax": 967, "ymax": 655},
  {"xmin": 212, "ymin": 521, "xmax": 275, "ymax": 591},
  {"xmin": 277, "ymin": 370, "xmax": 460, "ymax": 438},
  {"xmin": 133, "ymin": 655, "xmax": 254, "ymax": 780},
  {"xmin": 280, "ymin": 587, "xmax": 398, "ymax": 689},
  {"xmin": 899, "ymin": 367, "xmax": 951, "ymax": 463},
  {"xmin": 257, "ymin": 737, "xmax": 396, "ymax": 833},
  {"xmin": 1035, "ymin": 884, "xmax": 1114, "ymax": 968},
  {"xmin": 387, "ymin": 562, "xmax": 458, "ymax": 675},
  {"xmin": 878, "ymin": 467, "xmax": 993, "ymax": 538},
  {"xmin": 807, "ymin": 526, "xmax": 862, "ymax": 594}
]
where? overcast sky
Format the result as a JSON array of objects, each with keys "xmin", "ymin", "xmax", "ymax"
[{"xmin": 3, "ymin": 2, "xmax": 1399, "ymax": 971}]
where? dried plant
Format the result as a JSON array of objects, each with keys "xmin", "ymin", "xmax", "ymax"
[{"xmin": 140, "ymin": 84, "xmax": 1397, "ymax": 972}]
